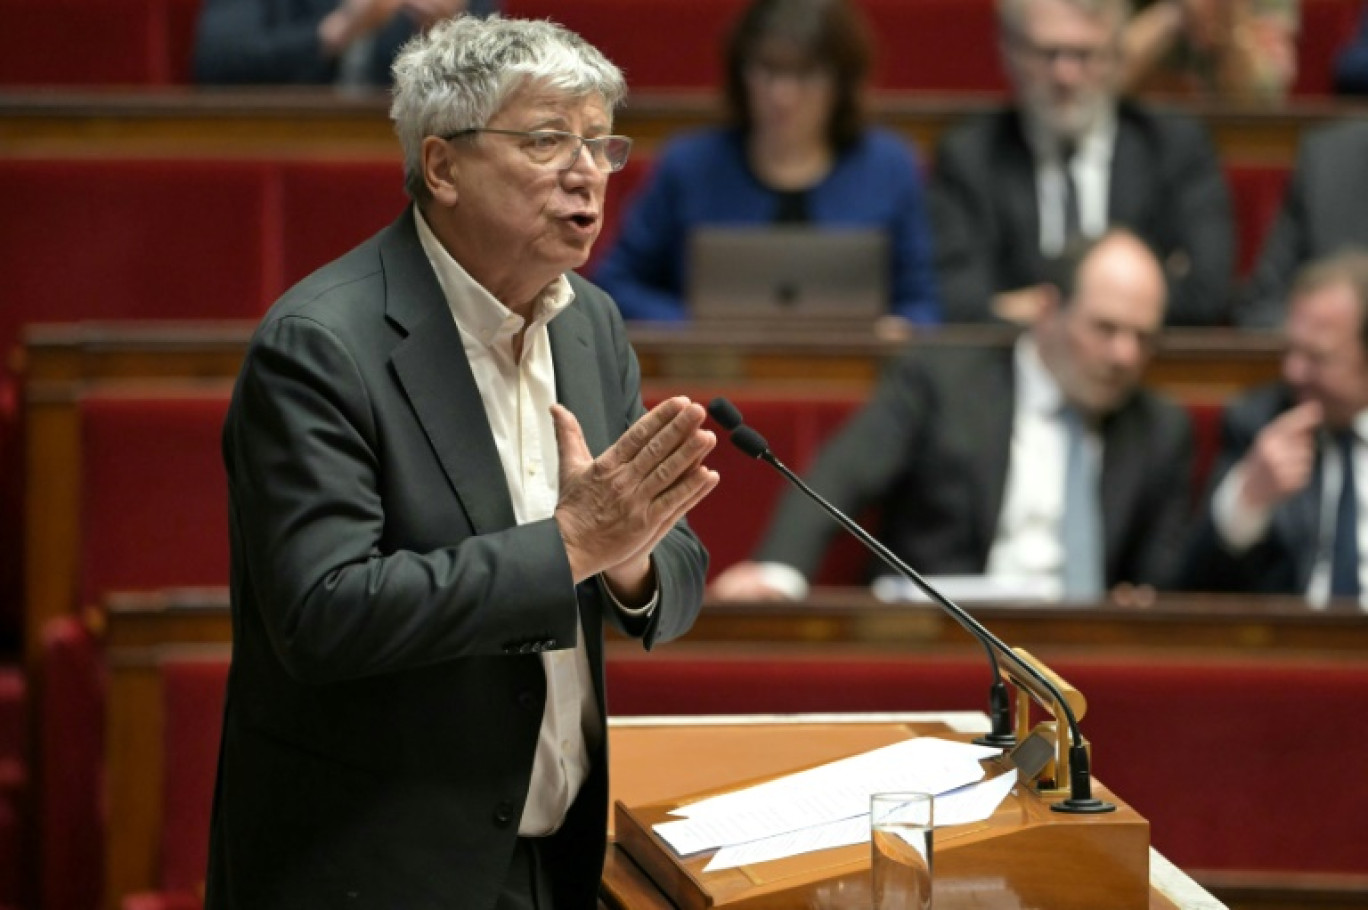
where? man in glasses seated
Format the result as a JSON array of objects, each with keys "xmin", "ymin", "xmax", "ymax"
[
  {"xmin": 206, "ymin": 16, "xmax": 717, "ymax": 909},
  {"xmin": 930, "ymin": 0, "xmax": 1234, "ymax": 327}
]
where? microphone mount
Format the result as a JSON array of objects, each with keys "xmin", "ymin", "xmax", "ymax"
[{"xmin": 712, "ymin": 399, "xmax": 1114, "ymax": 814}]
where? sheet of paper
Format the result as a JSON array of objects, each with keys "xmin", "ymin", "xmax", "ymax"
[
  {"xmin": 704, "ymin": 815, "xmax": 868, "ymax": 871},
  {"xmin": 652, "ymin": 737, "xmax": 999, "ymax": 857},
  {"xmin": 701, "ymin": 771, "xmax": 1019, "ymax": 872},
  {"xmin": 932, "ymin": 768, "xmax": 1018, "ymax": 826},
  {"xmin": 705, "ymin": 766, "xmax": 1017, "ymax": 875}
]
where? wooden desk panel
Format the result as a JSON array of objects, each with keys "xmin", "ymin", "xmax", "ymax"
[{"xmin": 2, "ymin": 89, "xmax": 1364, "ymax": 164}]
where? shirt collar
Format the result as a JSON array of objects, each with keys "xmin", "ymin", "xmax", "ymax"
[
  {"xmin": 1026, "ymin": 105, "xmax": 1118, "ymax": 165},
  {"xmin": 413, "ymin": 204, "xmax": 575, "ymax": 348},
  {"xmin": 1014, "ymin": 334, "xmax": 1067, "ymax": 419}
]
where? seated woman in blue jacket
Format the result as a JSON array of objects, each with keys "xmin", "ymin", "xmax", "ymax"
[{"xmin": 592, "ymin": 0, "xmax": 941, "ymax": 325}]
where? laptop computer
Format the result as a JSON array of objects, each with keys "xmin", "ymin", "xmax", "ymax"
[{"xmin": 686, "ymin": 225, "xmax": 890, "ymax": 322}]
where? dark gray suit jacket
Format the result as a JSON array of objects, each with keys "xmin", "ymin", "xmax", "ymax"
[
  {"xmin": 755, "ymin": 344, "xmax": 1195, "ymax": 589},
  {"xmin": 1239, "ymin": 121, "xmax": 1368, "ymax": 327},
  {"xmin": 1180, "ymin": 384, "xmax": 1319, "ymax": 593},
  {"xmin": 930, "ymin": 102, "xmax": 1233, "ymax": 326},
  {"xmin": 205, "ymin": 209, "xmax": 708, "ymax": 910}
]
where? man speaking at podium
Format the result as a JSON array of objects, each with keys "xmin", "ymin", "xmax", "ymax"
[
  {"xmin": 205, "ymin": 17, "xmax": 717, "ymax": 910},
  {"xmin": 713, "ymin": 229, "xmax": 1193, "ymax": 603}
]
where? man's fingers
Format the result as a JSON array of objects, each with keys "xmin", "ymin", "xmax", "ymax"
[
  {"xmin": 1270, "ymin": 399, "xmax": 1324, "ymax": 437},
  {"xmin": 606, "ymin": 397, "xmax": 692, "ymax": 467}
]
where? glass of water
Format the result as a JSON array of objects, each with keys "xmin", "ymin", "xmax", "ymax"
[{"xmin": 870, "ymin": 791, "xmax": 934, "ymax": 910}]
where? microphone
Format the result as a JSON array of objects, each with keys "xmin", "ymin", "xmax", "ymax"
[{"xmin": 707, "ymin": 397, "xmax": 1114, "ymax": 814}]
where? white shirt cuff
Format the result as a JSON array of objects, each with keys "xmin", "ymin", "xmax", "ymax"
[
  {"xmin": 1211, "ymin": 463, "xmax": 1275, "ymax": 552},
  {"xmin": 755, "ymin": 562, "xmax": 810, "ymax": 600}
]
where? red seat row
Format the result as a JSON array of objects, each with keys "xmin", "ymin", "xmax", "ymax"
[
  {"xmin": 2, "ymin": 0, "xmax": 1362, "ymax": 94},
  {"xmin": 100, "ymin": 645, "xmax": 1368, "ymax": 908}
]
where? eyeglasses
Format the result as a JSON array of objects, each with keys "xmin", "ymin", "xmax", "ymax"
[
  {"xmin": 442, "ymin": 128, "xmax": 633, "ymax": 173},
  {"xmin": 1010, "ymin": 35, "xmax": 1114, "ymax": 68}
]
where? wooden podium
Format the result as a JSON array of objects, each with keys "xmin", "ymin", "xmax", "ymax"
[{"xmin": 604, "ymin": 715, "xmax": 1150, "ymax": 910}]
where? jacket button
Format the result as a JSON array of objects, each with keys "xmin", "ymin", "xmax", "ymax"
[
  {"xmin": 517, "ymin": 691, "xmax": 538, "ymax": 712},
  {"xmin": 493, "ymin": 801, "xmax": 516, "ymax": 827}
]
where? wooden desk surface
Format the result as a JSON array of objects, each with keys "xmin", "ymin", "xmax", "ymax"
[
  {"xmin": 20, "ymin": 319, "xmax": 1284, "ymax": 400},
  {"xmin": 3, "ymin": 88, "xmax": 1366, "ymax": 164}
]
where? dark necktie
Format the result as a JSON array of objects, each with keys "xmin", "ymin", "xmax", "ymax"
[
  {"xmin": 1060, "ymin": 141, "xmax": 1082, "ymax": 248},
  {"xmin": 1331, "ymin": 430, "xmax": 1360, "ymax": 599}
]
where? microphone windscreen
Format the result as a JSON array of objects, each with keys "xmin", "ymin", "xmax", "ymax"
[
  {"xmin": 707, "ymin": 397, "xmax": 745, "ymax": 432},
  {"xmin": 730, "ymin": 426, "xmax": 769, "ymax": 458}
]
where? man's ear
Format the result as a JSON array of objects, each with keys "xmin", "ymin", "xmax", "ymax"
[{"xmin": 421, "ymin": 135, "xmax": 460, "ymax": 206}]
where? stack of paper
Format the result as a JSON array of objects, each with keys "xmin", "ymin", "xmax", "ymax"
[{"xmin": 649, "ymin": 737, "xmax": 1017, "ymax": 872}]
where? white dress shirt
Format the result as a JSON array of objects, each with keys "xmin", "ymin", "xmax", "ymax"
[
  {"xmin": 759, "ymin": 337, "xmax": 1093, "ymax": 600},
  {"xmin": 1213, "ymin": 411, "xmax": 1368, "ymax": 610},
  {"xmin": 985, "ymin": 337, "xmax": 1096, "ymax": 595},
  {"xmin": 415, "ymin": 208, "xmax": 598, "ymax": 836},
  {"xmin": 1029, "ymin": 111, "xmax": 1118, "ymax": 258}
]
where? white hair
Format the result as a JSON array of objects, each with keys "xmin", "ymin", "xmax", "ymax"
[
  {"xmin": 389, "ymin": 16, "xmax": 627, "ymax": 200},
  {"xmin": 997, "ymin": 0, "xmax": 1132, "ymax": 38}
]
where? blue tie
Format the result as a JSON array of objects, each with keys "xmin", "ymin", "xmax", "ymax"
[
  {"xmin": 1331, "ymin": 430, "xmax": 1360, "ymax": 599},
  {"xmin": 1061, "ymin": 406, "xmax": 1103, "ymax": 600}
]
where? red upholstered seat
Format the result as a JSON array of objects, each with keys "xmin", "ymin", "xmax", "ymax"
[
  {"xmin": 38, "ymin": 615, "xmax": 106, "ymax": 910},
  {"xmin": 157, "ymin": 659, "xmax": 229, "ymax": 897},
  {"xmin": 78, "ymin": 392, "xmax": 232, "ymax": 610},
  {"xmin": 0, "ymin": 160, "xmax": 273, "ymax": 366},
  {"xmin": 278, "ymin": 160, "xmax": 408, "ymax": 289},
  {"xmin": 1227, "ymin": 163, "xmax": 1292, "ymax": 278}
]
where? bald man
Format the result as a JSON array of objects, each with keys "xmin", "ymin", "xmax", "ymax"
[{"xmin": 713, "ymin": 229, "xmax": 1195, "ymax": 602}]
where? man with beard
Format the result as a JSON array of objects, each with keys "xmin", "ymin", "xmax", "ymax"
[
  {"xmin": 1182, "ymin": 250, "xmax": 1368, "ymax": 609},
  {"xmin": 712, "ymin": 229, "xmax": 1194, "ymax": 604},
  {"xmin": 930, "ymin": 0, "xmax": 1233, "ymax": 326}
]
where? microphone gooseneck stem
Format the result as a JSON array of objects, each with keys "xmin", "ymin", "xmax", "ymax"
[{"xmin": 756, "ymin": 447, "xmax": 1111, "ymax": 812}]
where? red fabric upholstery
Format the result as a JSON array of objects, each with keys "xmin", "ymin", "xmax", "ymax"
[
  {"xmin": 0, "ymin": 160, "xmax": 273, "ymax": 370},
  {"xmin": 158, "ymin": 659, "xmax": 228, "ymax": 896},
  {"xmin": 278, "ymin": 160, "xmax": 408, "ymax": 289},
  {"xmin": 605, "ymin": 650, "xmax": 1368, "ymax": 874},
  {"xmin": 644, "ymin": 391, "xmax": 865, "ymax": 580},
  {"xmin": 1227, "ymin": 163, "xmax": 1292, "ymax": 277},
  {"xmin": 38, "ymin": 615, "xmax": 106, "ymax": 910},
  {"xmin": 503, "ymin": 0, "xmax": 747, "ymax": 89},
  {"xmin": 863, "ymin": 0, "xmax": 1006, "ymax": 92},
  {"xmin": 1293, "ymin": 0, "xmax": 1365, "ymax": 96},
  {"xmin": 0, "ymin": 0, "xmax": 166, "ymax": 85},
  {"xmin": 1187, "ymin": 399, "xmax": 1224, "ymax": 503},
  {"xmin": 78, "ymin": 393, "xmax": 232, "ymax": 609}
]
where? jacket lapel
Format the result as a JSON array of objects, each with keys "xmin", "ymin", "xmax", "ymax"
[
  {"xmin": 383, "ymin": 210, "xmax": 517, "ymax": 534},
  {"xmin": 969, "ymin": 350, "xmax": 1016, "ymax": 553},
  {"xmin": 1108, "ymin": 111, "xmax": 1148, "ymax": 228},
  {"xmin": 549, "ymin": 303, "xmax": 610, "ymax": 455}
]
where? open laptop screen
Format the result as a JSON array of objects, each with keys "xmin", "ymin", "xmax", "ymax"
[{"xmin": 686, "ymin": 226, "xmax": 890, "ymax": 322}]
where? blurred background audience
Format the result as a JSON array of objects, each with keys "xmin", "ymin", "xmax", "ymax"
[
  {"xmin": 192, "ymin": 0, "xmax": 497, "ymax": 85},
  {"xmin": 930, "ymin": 0, "xmax": 1234, "ymax": 326},
  {"xmin": 1123, "ymin": 0, "xmax": 1301, "ymax": 101},
  {"xmin": 711, "ymin": 230, "xmax": 1193, "ymax": 602},
  {"xmin": 590, "ymin": 0, "xmax": 941, "ymax": 325},
  {"xmin": 1240, "ymin": 119, "xmax": 1368, "ymax": 326}
]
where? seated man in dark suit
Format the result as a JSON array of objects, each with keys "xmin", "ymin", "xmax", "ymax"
[
  {"xmin": 712, "ymin": 229, "xmax": 1194, "ymax": 603},
  {"xmin": 1238, "ymin": 120, "xmax": 1368, "ymax": 327},
  {"xmin": 930, "ymin": 0, "xmax": 1233, "ymax": 326},
  {"xmin": 1183, "ymin": 249, "xmax": 1368, "ymax": 609}
]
